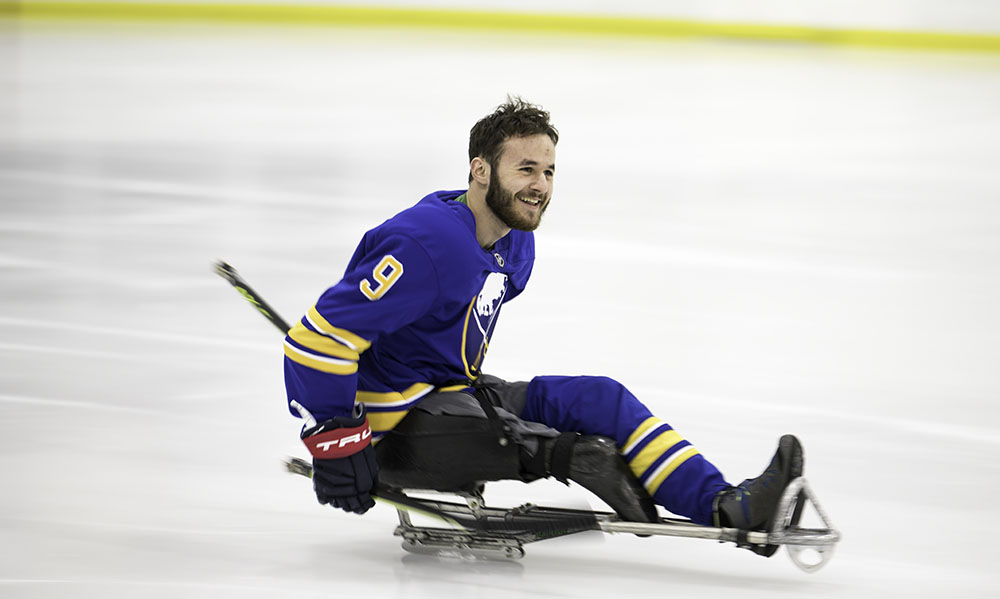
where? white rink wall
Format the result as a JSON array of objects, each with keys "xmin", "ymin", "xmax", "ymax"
[{"xmin": 24, "ymin": 0, "xmax": 1000, "ymax": 34}]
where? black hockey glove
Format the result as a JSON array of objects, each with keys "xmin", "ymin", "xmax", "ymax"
[{"xmin": 301, "ymin": 404, "xmax": 379, "ymax": 514}]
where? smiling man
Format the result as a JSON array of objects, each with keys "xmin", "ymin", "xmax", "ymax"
[
  {"xmin": 472, "ymin": 132, "xmax": 554, "ymax": 243},
  {"xmin": 282, "ymin": 97, "xmax": 804, "ymax": 558}
]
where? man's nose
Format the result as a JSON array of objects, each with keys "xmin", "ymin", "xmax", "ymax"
[{"xmin": 529, "ymin": 171, "xmax": 549, "ymax": 194}]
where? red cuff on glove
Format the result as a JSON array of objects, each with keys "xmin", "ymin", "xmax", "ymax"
[{"xmin": 303, "ymin": 421, "xmax": 373, "ymax": 459}]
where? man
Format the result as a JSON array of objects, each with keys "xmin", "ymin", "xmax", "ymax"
[{"xmin": 283, "ymin": 97, "xmax": 803, "ymax": 557}]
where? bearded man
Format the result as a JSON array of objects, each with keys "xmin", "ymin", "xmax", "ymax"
[{"xmin": 282, "ymin": 97, "xmax": 803, "ymax": 558}]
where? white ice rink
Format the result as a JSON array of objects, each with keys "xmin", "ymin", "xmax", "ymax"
[{"xmin": 2, "ymin": 18, "xmax": 1000, "ymax": 598}]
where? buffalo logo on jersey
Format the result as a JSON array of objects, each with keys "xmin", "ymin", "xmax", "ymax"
[{"xmin": 463, "ymin": 272, "xmax": 508, "ymax": 378}]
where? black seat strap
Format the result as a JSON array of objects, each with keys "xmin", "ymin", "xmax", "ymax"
[
  {"xmin": 549, "ymin": 432, "xmax": 580, "ymax": 484},
  {"xmin": 471, "ymin": 384, "xmax": 510, "ymax": 446}
]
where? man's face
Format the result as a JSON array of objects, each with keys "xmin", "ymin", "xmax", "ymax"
[{"xmin": 484, "ymin": 134, "xmax": 556, "ymax": 232}]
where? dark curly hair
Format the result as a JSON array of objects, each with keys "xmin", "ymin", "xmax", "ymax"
[{"xmin": 468, "ymin": 96, "xmax": 559, "ymax": 177}]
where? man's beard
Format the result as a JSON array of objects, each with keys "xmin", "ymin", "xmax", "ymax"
[{"xmin": 484, "ymin": 168, "xmax": 548, "ymax": 232}]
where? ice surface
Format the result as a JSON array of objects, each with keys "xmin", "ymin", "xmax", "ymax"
[{"xmin": 1, "ymin": 20, "xmax": 999, "ymax": 598}]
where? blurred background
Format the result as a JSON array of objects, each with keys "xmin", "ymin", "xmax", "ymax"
[{"xmin": 1, "ymin": 2, "xmax": 999, "ymax": 598}]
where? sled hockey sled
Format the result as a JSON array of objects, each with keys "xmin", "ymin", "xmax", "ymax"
[
  {"xmin": 213, "ymin": 261, "xmax": 840, "ymax": 572},
  {"xmin": 286, "ymin": 457, "xmax": 839, "ymax": 572}
]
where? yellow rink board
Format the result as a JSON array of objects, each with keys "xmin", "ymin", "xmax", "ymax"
[{"xmin": 3, "ymin": 1, "xmax": 1000, "ymax": 54}]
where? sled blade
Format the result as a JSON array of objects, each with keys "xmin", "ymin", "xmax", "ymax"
[{"xmin": 769, "ymin": 477, "xmax": 840, "ymax": 572}]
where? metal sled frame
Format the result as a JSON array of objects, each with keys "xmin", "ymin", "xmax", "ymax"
[
  {"xmin": 285, "ymin": 457, "xmax": 838, "ymax": 571},
  {"xmin": 386, "ymin": 477, "xmax": 839, "ymax": 572}
]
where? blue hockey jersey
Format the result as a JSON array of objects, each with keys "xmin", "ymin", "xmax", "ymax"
[
  {"xmin": 283, "ymin": 190, "xmax": 732, "ymax": 525},
  {"xmin": 283, "ymin": 190, "xmax": 534, "ymax": 435}
]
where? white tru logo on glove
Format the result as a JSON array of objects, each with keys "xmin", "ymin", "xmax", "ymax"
[{"xmin": 315, "ymin": 426, "xmax": 372, "ymax": 453}]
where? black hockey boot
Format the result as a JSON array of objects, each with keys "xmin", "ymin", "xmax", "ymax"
[
  {"xmin": 712, "ymin": 434, "xmax": 804, "ymax": 557},
  {"xmin": 538, "ymin": 434, "xmax": 659, "ymax": 525}
]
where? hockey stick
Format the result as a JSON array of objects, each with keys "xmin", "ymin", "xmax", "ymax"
[{"xmin": 214, "ymin": 260, "xmax": 292, "ymax": 334}]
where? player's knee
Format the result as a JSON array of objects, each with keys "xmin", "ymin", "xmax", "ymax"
[
  {"xmin": 568, "ymin": 376, "xmax": 636, "ymax": 415},
  {"xmin": 533, "ymin": 375, "xmax": 631, "ymax": 399},
  {"xmin": 588, "ymin": 375, "xmax": 630, "ymax": 396}
]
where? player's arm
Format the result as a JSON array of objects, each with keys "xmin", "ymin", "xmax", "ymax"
[{"xmin": 283, "ymin": 232, "xmax": 439, "ymax": 513}]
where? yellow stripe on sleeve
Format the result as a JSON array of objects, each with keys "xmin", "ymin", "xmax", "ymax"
[
  {"xmin": 644, "ymin": 447, "xmax": 701, "ymax": 496},
  {"xmin": 283, "ymin": 341, "xmax": 358, "ymax": 375},
  {"xmin": 306, "ymin": 306, "xmax": 372, "ymax": 352},
  {"xmin": 287, "ymin": 322, "xmax": 360, "ymax": 361}
]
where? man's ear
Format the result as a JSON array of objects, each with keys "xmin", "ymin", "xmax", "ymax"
[{"xmin": 470, "ymin": 157, "xmax": 490, "ymax": 186}]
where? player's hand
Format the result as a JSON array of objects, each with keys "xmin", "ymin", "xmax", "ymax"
[{"xmin": 300, "ymin": 404, "xmax": 379, "ymax": 514}]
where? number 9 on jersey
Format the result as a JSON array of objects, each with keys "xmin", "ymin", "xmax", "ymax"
[{"xmin": 360, "ymin": 255, "xmax": 404, "ymax": 301}]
